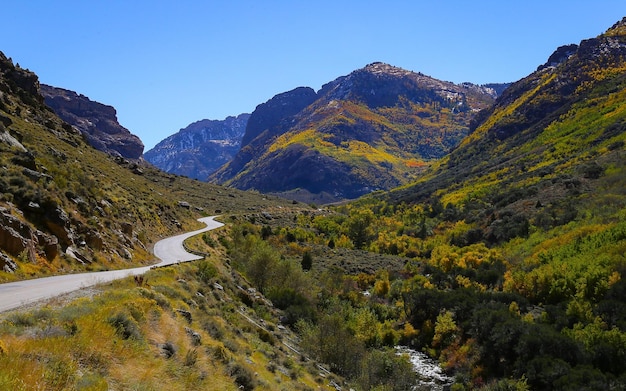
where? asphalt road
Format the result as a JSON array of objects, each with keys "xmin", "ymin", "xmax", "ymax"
[{"xmin": 0, "ymin": 216, "xmax": 223, "ymax": 313}]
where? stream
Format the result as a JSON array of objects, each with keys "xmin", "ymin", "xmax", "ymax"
[{"xmin": 396, "ymin": 346, "xmax": 455, "ymax": 390}]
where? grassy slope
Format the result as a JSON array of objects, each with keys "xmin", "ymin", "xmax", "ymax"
[{"xmin": 0, "ymin": 239, "xmax": 335, "ymax": 390}]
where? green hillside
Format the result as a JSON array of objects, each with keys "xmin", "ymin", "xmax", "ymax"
[
  {"xmin": 206, "ymin": 17, "xmax": 626, "ymax": 390},
  {"xmin": 0, "ymin": 51, "xmax": 340, "ymax": 390}
]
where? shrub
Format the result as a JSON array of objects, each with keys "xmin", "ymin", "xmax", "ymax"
[
  {"xmin": 301, "ymin": 251, "xmax": 313, "ymax": 271},
  {"xmin": 226, "ymin": 361, "xmax": 258, "ymax": 390},
  {"xmin": 197, "ymin": 260, "xmax": 218, "ymax": 283},
  {"xmin": 184, "ymin": 348, "xmax": 198, "ymax": 366},
  {"xmin": 7, "ymin": 312, "xmax": 35, "ymax": 327},
  {"xmin": 203, "ymin": 319, "xmax": 225, "ymax": 340},
  {"xmin": 107, "ymin": 312, "xmax": 141, "ymax": 340}
]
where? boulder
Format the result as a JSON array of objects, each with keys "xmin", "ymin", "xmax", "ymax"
[
  {"xmin": 44, "ymin": 206, "xmax": 74, "ymax": 248},
  {"xmin": 0, "ymin": 225, "xmax": 28, "ymax": 257},
  {"xmin": 35, "ymin": 230, "xmax": 59, "ymax": 260},
  {"xmin": 0, "ymin": 252, "xmax": 17, "ymax": 272},
  {"xmin": 85, "ymin": 230, "xmax": 104, "ymax": 251}
]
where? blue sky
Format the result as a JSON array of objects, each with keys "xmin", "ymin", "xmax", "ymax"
[{"xmin": 2, "ymin": 1, "xmax": 626, "ymax": 150}]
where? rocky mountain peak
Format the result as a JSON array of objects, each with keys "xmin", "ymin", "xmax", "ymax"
[
  {"xmin": 41, "ymin": 85, "xmax": 144, "ymax": 159},
  {"xmin": 0, "ymin": 52, "xmax": 42, "ymax": 105},
  {"xmin": 361, "ymin": 62, "xmax": 414, "ymax": 77},
  {"xmin": 607, "ymin": 16, "xmax": 626, "ymax": 35},
  {"xmin": 211, "ymin": 63, "xmax": 497, "ymax": 202}
]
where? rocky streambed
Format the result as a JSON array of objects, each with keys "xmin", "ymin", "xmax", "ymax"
[{"xmin": 396, "ymin": 346, "xmax": 454, "ymax": 390}]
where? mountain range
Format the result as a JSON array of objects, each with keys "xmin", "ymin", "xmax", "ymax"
[
  {"xmin": 48, "ymin": 62, "xmax": 507, "ymax": 204},
  {"xmin": 142, "ymin": 65, "xmax": 507, "ymax": 204},
  {"xmin": 209, "ymin": 63, "xmax": 503, "ymax": 203}
]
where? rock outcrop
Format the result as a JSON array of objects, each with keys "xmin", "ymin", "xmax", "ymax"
[
  {"xmin": 40, "ymin": 85, "xmax": 144, "ymax": 159},
  {"xmin": 0, "ymin": 207, "xmax": 59, "ymax": 262}
]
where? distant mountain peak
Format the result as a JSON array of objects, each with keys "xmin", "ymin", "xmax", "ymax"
[{"xmin": 144, "ymin": 114, "xmax": 250, "ymax": 180}]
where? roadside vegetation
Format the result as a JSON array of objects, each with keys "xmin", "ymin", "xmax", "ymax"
[{"xmin": 0, "ymin": 243, "xmax": 338, "ymax": 390}]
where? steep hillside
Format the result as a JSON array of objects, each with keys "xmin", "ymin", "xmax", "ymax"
[
  {"xmin": 0, "ymin": 52, "xmax": 293, "ymax": 282},
  {"xmin": 41, "ymin": 85, "xmax": 144, "ymax": 159},
  {"xmin": 386, "ymin": 17, "xmax": 626, "ymax": 219},
  {"xmin": 211, "ymin": 63, "xmax": 497, "ymax": 203},
  {"xmin": 0, "ymin": 51, "xmax": 350, "ymax": 391},
  {"xmin": 144, "ymin": 114, "xmax": 250, "ymax": 180}
]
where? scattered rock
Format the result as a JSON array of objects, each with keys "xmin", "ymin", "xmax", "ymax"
[
  {"xmin": 176, "ymin": 309, "xmax": 192, "ymax": 323},
  {"xmin": 185, "ymin": 327, "xmax": 202, "ymax": 346},
  {"xmin": 120, "ymin": 222, "xmax": 133, "ymax": 236},
  {"xmin": 0, "ymin": 216, "xmax": 30, "ymax": 259},
  {"xmin": 0, "ymin": 130, "xmax": 26, "ymax": 151},
  {"xmin": 35, "ymin": 230, "xmax": 59, "ymax": 260},
  {"xmin": 65, "ymin": 246, "xmax": 91, "ymax": 264},
  {"xmin": 22, "ymin": 168, "xmax": 52, "ymax": 182},
  {"xmin": 160, "ymin": 342, "xmax": 176, "ymax": 359},
  {"xmin": 85, "ymin": 230, "xmax": 104, "ymax": 251},
  {"xmin": 44, "ymin": 206, "xmax": 74, "ymax": 248}
]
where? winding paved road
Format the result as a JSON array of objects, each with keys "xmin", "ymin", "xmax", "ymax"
[{"xmin": 0, "ymin": 216, "xmax": 223, "ymax": 313}]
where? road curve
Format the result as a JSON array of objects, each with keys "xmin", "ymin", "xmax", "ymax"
[{"xmin": 0, "ymin": 216, "xmax": 224, "ymax": 313}]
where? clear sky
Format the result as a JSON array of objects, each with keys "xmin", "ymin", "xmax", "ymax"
[{"xmin": 2, "ymin": 1, "xmax": 626, "ymax": 150}]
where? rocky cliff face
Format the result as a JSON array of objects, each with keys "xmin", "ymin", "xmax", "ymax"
[
  {"xmin": 211, "ymin": 63, "xmax": 497, "ymax": 202},
  {"xmin": 40, "ymin": 85, "xmax": 144, "ymax": 159},
  {"xmin": 144, "ymin": 114, "xmax": 250, "ymax": 180}
]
